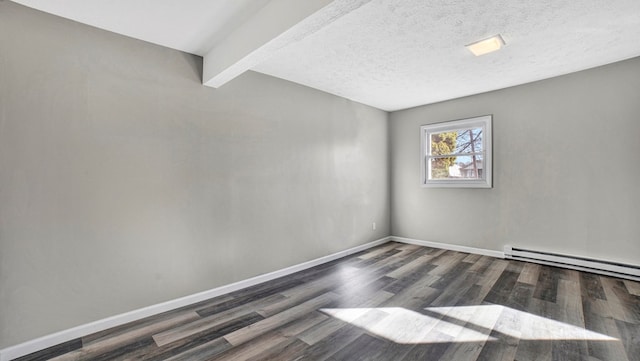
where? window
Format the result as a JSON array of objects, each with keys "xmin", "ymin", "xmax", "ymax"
[{"xmin": 420, "ymin": 115, "xmax": 492, "ymax": 188}]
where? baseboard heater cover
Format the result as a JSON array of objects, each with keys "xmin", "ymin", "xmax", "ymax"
[{"xmin": 504, "ymin": 245, "xmax": 640, "ymax": 281}]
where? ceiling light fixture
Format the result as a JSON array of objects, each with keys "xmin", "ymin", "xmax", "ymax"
[{"xmin": 466, "ymin": 34, "xmax": 505, "ymax": 56}]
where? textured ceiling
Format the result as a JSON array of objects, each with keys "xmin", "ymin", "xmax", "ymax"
[
  {"xmin": 254, "ymin": 0, "xmax": 640, "ymax": 110},
  {"xmin": 10, "ymin": 0, "xmax": 271, "ymax": 55},
  {"xmin": 11, "ymin": 0, "xmax": 640, "ymax": 111}
]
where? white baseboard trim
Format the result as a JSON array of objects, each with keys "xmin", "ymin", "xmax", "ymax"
[
  {"xmin": 391, "ymin": 236, "xmax": 504, "ymax": 259},
  {"xmin": 0, "ymin": 236, "xmax": 391, "ymax": 361}
]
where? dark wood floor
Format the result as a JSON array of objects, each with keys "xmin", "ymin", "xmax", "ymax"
[{"xmin": 16, "ymin": 242, "xmax": 640, "ymax": 361}]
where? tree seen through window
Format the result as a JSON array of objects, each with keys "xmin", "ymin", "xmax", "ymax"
[{"xmin": 429, "ymin": 128, "xmax": 483, "ymax": 179}]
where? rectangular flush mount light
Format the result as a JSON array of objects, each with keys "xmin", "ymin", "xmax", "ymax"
[{"xmin": 466, "ymin": 34, "xmax": 505, "ymax": 56}]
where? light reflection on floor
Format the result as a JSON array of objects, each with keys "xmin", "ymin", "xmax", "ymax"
[{"xmin": 320, "ymin": 305, "xmax": 617, "ymax": 344}]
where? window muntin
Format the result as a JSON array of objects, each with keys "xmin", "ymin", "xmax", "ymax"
[{"xmin": 421, "ymin": 115, "xmax": 492, "ymax": 188}]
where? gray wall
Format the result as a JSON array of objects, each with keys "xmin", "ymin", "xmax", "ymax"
[
  {"xmin": 391, "ymin": 57, "xmax": 640, "ymax": 266},
  {"xmin": 0, "ymin": 3, "xmax": 390, "ymax": 347}
]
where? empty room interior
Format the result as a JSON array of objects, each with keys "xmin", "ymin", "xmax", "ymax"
[{"xmin": 1, "ymin": 1, "xmax": 639, "ymax": 360}]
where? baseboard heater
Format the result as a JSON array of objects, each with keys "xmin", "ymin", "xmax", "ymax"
[{"xmin": 504, "ymin": 245, "xmax": 640, "ymax": 282}]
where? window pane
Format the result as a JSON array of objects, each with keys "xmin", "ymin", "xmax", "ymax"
[
  {"xmin": 430, "ymin": 131, "xmax": 458, "ymax": 156},
  {"xmin": 454, "ymin": 127, "xmax": 483, "ymax": 153},
  {"xmin": 430, "ymin": 155, "xmax": 484, "ymax": 180},
  {"xmin": 430, "ymin": 127, "xmax": 483, "ymax": 156},
  {"xmin": 429, "ymin": 156, "xmax": 457, "ymax": 179}
]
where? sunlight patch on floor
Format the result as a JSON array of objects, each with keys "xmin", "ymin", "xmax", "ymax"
[{"xmin": 320, "ymin": 305, "xmax": 617, "ymax": 344}]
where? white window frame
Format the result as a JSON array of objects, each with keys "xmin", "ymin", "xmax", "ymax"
[{"xmin": 420, "ymin": 115, "xmax": 492, "ymax": 188}]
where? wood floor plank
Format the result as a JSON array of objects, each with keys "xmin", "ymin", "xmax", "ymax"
[
  {"xmin": 518, "ymin": 261, "xmax": 541, "ymax": 285},
  {"xmin": 395, "ymin": 243, "xmax": 422, "ymax": 251},
  {"xmin": 152, "ymin": 294, "xmax": 284, "ymax": 346},
  {"xmin": 505, "ymin": 281, "xmax": 534, "ymax": 311},
  {"xmin": 213, "ymin": 312, "xmax": 326, "ymax": 361},
  {"xmin": 83, "ymin": 306, "xmax": 211, "ymax": 346},
  {"xmin": 483, "ymin": 269, "xmax": 520, "ymax": 305},
  {"xmin": 327, "ymin": 333, "xmax": 386, "ymax": 361},
  {"xmin": 551, "ymin": 292, "xmax": 607, "ymax": 360},
  {"xmin": 431, "ymin": 269, "xmax": 480, "ymax": 307},
  {"xmin": 295, "ymin": 308, "xmax": 390, "ymax": 361},
  {"xmin": 384, "ymin": 261, "xmax": 437, "ymax": 294},
  {"xmin": 80, "ymin": 295, "xmax": 235, "ymax": 346},
  {"xmin": 381, "ymin": 273, "xmax": 441, "ymax": 309},
  {"xmin": 533, "ymin": 265, "xmax": 561, "ymax": 303},
  {"xmin": 127, "ymin": 313, "xmax": 262, "ymax": 361},
  {"xmin": 163, "ymin": 312, "xmax": 325, "ymax": 361},
  {"xmin": 582, "ymin": 306, "xmax": 629, "ymax": 361},
  {"xmin": 600, "ymin": 276, "xmax": 640, "ymax": 323},
  {"xmin": 161, "ymin": 337, "xmax": 231, "ymax": 361},
  {"xmin": 298, "ymin": 289, "xmax": 394, "ymax": 345},
  {"xmin": 580, "ymin": 272, "xmax": 608, "ymax": 300},
  {"xmin": 466, "ymin": 255, "xmax": 492, "ymax": 274},
  {"xmin": 513, "ymin": 296, "xmax": 557, "ymax": 361},
  {"xmin": 223, "ymin": 292, "xmax": 338, "ymax": 346},
  {"xmin": 514, "ymin": 340, "xmax": 552, "ymax": 361},
  {"xmin": 196, "ymin": 280, "xmax": 303, "ymax": 318},
  {"xmin": 332, "ymin": 270, "xmax": 395, "ymax": 299},
  {"xmin": 374, "ymin": 248, "xmax": 431, "ymax": 279},
  {"xmin": 356, "ymin": 243, "xmax": 398, "ymax": 260},
  {"xmin": 400, "ymin": 341, "xmax": 452, "ymax": 361},
  {"xmin": 551, "ymin": 339, "xmax": 589, "ymax": 361},
  {"xmin": 623, "ymin": 280, "xmax": 640, "ymax": 297},
  {"xmin": 356, "ymin": 338, "xmax": 415, "ymax": 361},
  {"xmin": 246, "ymin": 339, "xmax": 308, "ymax": 361},
  {"xmin": 615, "ymin": 319, "xmax": 640, "ymax": 361},
  {"xmin": 13, "ymin": 339, "xmax": 82, "ymax": 361},
  {"xmin": 257, "ymin": 276, "xmax": 338, "ymax": 318},
  {"xmin": 352, "ymin": 243, "xmax": 423, "ymax": 274},
  {"xmin": 430, "ymin": 260, "xmax": 473, "ymax": 290},
  {"xmin": 465, "ymin": 258, "xmax": 510, "ymax": 304},
  {"xmin": 475, "ymin": 307, "xmax": 521, "ymax": 361},
  {"xmin": 49, "ymin": 311, "xmax": 202, "ymax": 361},
  {"xmin": 386, "ymin": 252, "xmax": 436, "ymax": 279},
  {"xmin": 429, "ymin": 251, "xmax": 469, "ymax": 275},
  {"xmin": 462, "ymin": 253, "xmax": 482, "ymax": 263}
]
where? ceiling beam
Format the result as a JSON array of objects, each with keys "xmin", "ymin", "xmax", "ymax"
[{"xmin": 202, "ymin": 0, "xmax": 372, "ymax": 88}]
